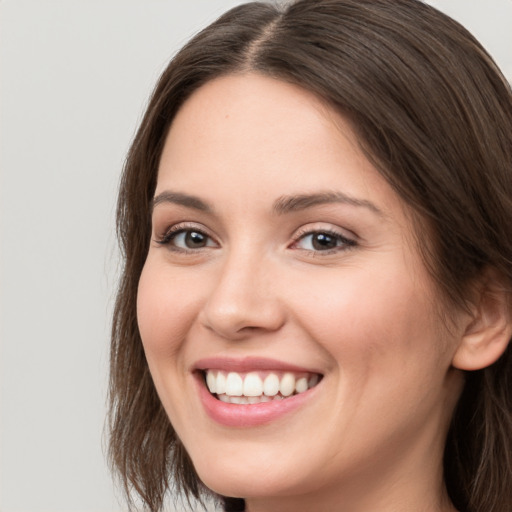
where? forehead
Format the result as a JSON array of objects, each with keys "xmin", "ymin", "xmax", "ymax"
[{"xmin": 157, "ymin": 73, "xmax": 385, "ymax": 201}]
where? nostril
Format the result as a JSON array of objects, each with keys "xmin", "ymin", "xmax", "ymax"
[{"xmin": 199, "ymin": 272, "xmax": 286, "ymax": 339}]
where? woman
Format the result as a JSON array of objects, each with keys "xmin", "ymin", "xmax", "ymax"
[{"xmin": 108, "ymin": 1, "xmax": 512, "ymax": 511}]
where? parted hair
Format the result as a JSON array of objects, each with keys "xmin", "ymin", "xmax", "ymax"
[{"xmin": 109, "ymin": 1, "xmax": 512, "ymax": 511}]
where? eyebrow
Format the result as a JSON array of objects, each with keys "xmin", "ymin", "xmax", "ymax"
[
  {"xmin": 151, "ymin": 189, "xmax": 383, "ymax": 217},
  {"xmin": 151, "ymin": 191, "xmax": 213, "ymax": 213},
  {"xmin": 272, "ymin": 191, "xmax": 384, "ymax": 216}
]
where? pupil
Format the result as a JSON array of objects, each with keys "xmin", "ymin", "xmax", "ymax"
[
  {"xmin": 313, "ymin": 233, "xmax": 336, "ymax": 250},
  {"xmin": 186, "ymin": 231, "xmax": 206, "ymax": 248}
]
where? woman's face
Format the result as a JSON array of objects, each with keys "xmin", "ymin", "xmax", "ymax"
[{"xmin": 138, "ymin": 74, "xmax": 465, "ymax": 509}]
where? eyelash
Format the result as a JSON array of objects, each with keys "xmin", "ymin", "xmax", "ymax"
[
  {"xmin": 291, "ymin": 228, "xmax": 357, "ymax": 254},
  {"xmin": 154, "ymin": 224, "xmax": 357, "ymax": 255},
  {"xmin": 155, "ymin": 223, "xmax": 216, "ymax": 253}
]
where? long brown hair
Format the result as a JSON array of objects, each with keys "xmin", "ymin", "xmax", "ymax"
[{"xmin": 109, "ymin": 1, "xmax": 512, "ymax": 511}]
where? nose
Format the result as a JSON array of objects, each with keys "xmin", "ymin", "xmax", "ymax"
[{"xmin": 200, "ymin": 251, "xmax": 286, "ymax": 340}]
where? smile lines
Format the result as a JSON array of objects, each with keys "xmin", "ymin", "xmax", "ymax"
[{"xmin": 204, "ymin": 370, "xmax": 321, "ymax": 404}]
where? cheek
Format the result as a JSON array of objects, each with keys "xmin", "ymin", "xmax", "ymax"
[
  {"xmin": 136, "ymin": 261, "xmax": 201, "ymax": 361},
  {"xmin": 287, "ymin": 262, "xmax": 457, "ymax": 449},
  {"xmin": 136, "ymin": 262, "xmax": 204, "ymax": 431},
  {"xmin": 289, "ymin": 259, "xmax": 445, "ymax": 376}
]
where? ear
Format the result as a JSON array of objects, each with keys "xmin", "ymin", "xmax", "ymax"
[{"xmin": 452, "ymin": 268, "xmax": 512, "ymax": 371}]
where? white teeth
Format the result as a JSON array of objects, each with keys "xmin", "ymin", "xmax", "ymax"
[
  {"xmin": 280, "ymin": 373, "xmax": 296, "ymax": 396},
  {"xmin": 216, "ymin": 393, "xmax": 284, "ymax": 404},
  {"xmin": 263, "ymin": 373, "xmax": 280, "ymax": 396},
  {"xmin": 216, "ymin": 372, "xmax": 226, "ymax": 394},
  {"xmin": 225, "ymin": 372, "xmax": 243, "ymax": 396},
  {"xmin": 295, "ymin": 377, "xmax": 308, "ymax": 393},
  {"xmin": 205, "ymin": 369, "xmax": 322, "ymax": 402},
  {"xmin": 243, "ymin": 372, "xmax": 263, "ymax": 397},
  {"xmin": 206, "ymin": 371, "xmax": 217, "ymax": 394}
]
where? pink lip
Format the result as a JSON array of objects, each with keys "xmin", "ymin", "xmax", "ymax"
[
  {"xmin": 193, "ymin": 356, "xmax": 320, "ymax": 374},
  {"xmin": 193, "ymin": 357, "xmax": 322, "ymax": 428}
]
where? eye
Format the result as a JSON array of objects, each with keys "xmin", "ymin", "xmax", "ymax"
[
  {"xmin": 293, "ymin": 230, "xmax": 356, "ymax": 252},
  {"xmin": 156, "ymin": 226, "xmax": 217, "ymax": 251},
  {"xmin": 172, "ymin": 230, "xmax": 214, "ymax": 249}
]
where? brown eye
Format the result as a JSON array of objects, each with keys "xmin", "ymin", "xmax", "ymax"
[
  {"xmin": 157, "ymin": 228, "xmax": 217, "ymax": 250},
  {"xmin": 311, "ymin": 233, "xmax": 337, "ymax": 250},
  {"xmin": 294, "ymin": 230, "xmax": 356, "ymax": 252},
  {"xmin": 182, "ymin": 230, "xmax": 208, "ymax": 248}
]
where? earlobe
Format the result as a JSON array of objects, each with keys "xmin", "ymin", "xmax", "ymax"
[{"xmin": 452, "ymin": 269, "xmax": 512, "ymax": 371}]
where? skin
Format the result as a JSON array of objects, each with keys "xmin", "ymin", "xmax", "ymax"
[{"xmin": 137, "ymin": 73, "xmax": 466, "ymax": 512}]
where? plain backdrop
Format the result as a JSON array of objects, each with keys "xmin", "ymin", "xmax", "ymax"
[{"xmin": 1, "ymin": 1, "xmax": 511, "ymax": 511}]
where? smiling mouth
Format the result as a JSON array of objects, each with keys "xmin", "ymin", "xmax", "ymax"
[{"xmin": 202, "ymin": 370, "xmax": 322, "ymax": 405}]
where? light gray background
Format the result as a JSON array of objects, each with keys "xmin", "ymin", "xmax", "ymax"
[{"xmin": 1, "ymin": 1, "xmax": 511, "ymax": 511}]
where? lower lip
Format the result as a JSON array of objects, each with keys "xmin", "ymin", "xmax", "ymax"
[{"xmin": 195, "ymin": 374, "xmax": 319, "ymax": 427}]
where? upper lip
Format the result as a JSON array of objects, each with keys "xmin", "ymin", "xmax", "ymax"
[{"xmin": 192, "ymin": 356, "xmax": 322, "ymax": 375}]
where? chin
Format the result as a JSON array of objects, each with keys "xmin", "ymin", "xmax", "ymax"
[{"xmin": 191, "ymin": 450, "xmax": 305, "ymax": 500}]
